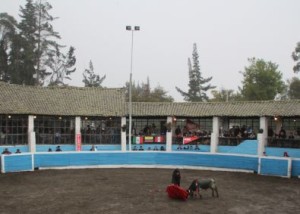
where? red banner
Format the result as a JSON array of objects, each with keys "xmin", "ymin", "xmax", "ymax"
[
  {"xmin": 76, "ymin": 134, "xmax": 82, "ymax": 151},
  {"xmin": 183, "ymin": 136, "xmax": 200, "ymax": 144},
  {"xmin": 154, "ymin": 136, "xmax": 165, "ymax": 143}
]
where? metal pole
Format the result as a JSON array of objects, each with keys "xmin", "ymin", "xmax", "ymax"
[
  {"xmin": 127, "ymin": 26, "xmax": 139, "ymax": 151},
  {"xmin": 128, "ymin": 29, "xmax": 134, "ymax": 151}
]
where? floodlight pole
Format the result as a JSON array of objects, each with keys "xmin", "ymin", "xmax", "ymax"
[{"xmin": 126, "ymin": 25, "xmax": 140, "ymax": 151}]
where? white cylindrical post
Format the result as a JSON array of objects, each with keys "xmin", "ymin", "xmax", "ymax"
[{"xmin": 28, "ymin": 115, "xmax": 36, "ymax": 153}]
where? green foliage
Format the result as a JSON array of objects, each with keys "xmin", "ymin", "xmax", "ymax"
[
  {"xmin": 176, "ymin": 43, "xmax": 215, "ymax": 102},
  {"xmin": 48, "ymin": 46, "xmax": 76, "ymax": 86},
  {"xmin": 18, "ymin": 0, "xmax": 61, "ymax": 85},
  {"xmin": 126, "ymin": 78, "xmax": 174, "ymax": 102},
  {"xmin": 292, "ymin": 42, "xmax": 300, "ymax": 73},
  {"xmin": 0, "ymin": 0, "xmax": 73, "ymax": 86},
  {"xmin": 210, "ymin": 88, "xmax": 242, "ymax": 102},
  {"xmin": 82, "ymin": 60, "xmax": 106, "ymax": 87},
  {"xmin": 0, "ymin": 13, "xmax": 18, "ymax": 82},
  {"xmin": 239, "ymin": 58, "xmax": 285, "ymax": 101},
  {"xmin": 288, "ymin": 77, "xmax": 300, "ymax": 99}
]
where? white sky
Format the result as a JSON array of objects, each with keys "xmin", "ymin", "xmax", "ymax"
[{"xmin": 1, "ymin": 0, "xmax": 300, "ymax": 101}]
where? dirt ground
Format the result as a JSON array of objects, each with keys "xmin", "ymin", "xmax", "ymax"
[{"xmin": 0, "ymin": 168, "xmax": 299, "ymax": 214}]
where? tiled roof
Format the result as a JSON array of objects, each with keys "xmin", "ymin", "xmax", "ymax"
[
  {"xmin": 0, "ymin": 82, "xmax": 126, "ymax": 116},
  {"xmin": 1, "ymin": 82, "xmax": 299, "ymax": 117},
  {"xmin": 131, "ymin": 100, "xmax": 300, "ymax": 117}
]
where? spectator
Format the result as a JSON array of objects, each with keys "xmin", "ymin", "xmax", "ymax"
[
  {"xmin": 90, "ymin": 145, "xmax": 97, "ymax": 151},
  {"xmin": 55, "ymin": 131, "xmax": 61, "ymax": 144},
  {"xmin": 15, "ymin": 149, "xmax": 21, "ymax": 154},
  {"xmin": 278, "ymin": 127, "xmax": 287, "ymax": 139},
  {"xmin": 48, "ymin": 148, "xmax": 52, "ymax": 152},
  {"xmin": 283, "ymin": 152, "xmax": 289, "ymax": 157},
  {"xmin": 2, "ymin": 148, "xmax": 11, "ymax": 155},
  {"xmin": 56, "ymin": 146, "xmax": 62, "ymax": 152}
]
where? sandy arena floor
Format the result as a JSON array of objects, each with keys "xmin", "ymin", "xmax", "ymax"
[{"xmin": 0, "ymin": 168, "xmax": 299, "ymax": 214}]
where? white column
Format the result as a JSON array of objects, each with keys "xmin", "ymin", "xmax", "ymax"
[
  {"xmin": 210, "ymin": 117, "xmax": 220, "ymax": 153},
  {"xmin": 28, "ymin": 115, "xmax": 36, "ymax": 153},
  {"xmin": 121, "ymin": 117, "xmax": 127, "ymax": 151},
  {"xmin": 166, "ymin": 116, "xmax": 173, "ymax": 152},
  {"xmin": 75, "ymin": 117, "xmax": 81, "ymax": 151},
  {"xmin": 258, "ymin": 117, "xmax": 268, "ymax": 156}
]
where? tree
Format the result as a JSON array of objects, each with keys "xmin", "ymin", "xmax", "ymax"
[
  {"xmin": 0, "ymin": 13, "xmax": 18, "ymax": 82},
  {"xmin": 288, "ymin": 77, "xmax": 300, "ymax": 99},
  {"xmin": 239, "ymin": 58, "xmax": 285, "ymax": 101},
  {"xmin": 48, "ymin": 46, "xmax": 76, "ymax": 86},
  {"xmin": 176, "ymin": 43, "xmax": 215, "ymax": 102},
  {"xmin": 125, "ymin": 78, "xmax": 174, "ymax": 102},
  {"xmin": 292, "ymin": 42, "xmax": 300, "ymax": 73},
  {"xmin": 0, "ymin": 0, "xmax": 75, "ymax": 86},
  {"xmin": 82, "ymin": 60, "xmax": 106, "ymax": 87},
  {"xmin": 18, "ymin": 0, "xmax": 61, "ymax": 85},
  {"xmin": 210, "ymin": 88, "xmax": 242, "ymax": 102}
]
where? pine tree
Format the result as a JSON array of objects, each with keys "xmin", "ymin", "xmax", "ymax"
[
  {"xmin": 18, "ymin": 0, "xmax": 61, "ymax": 85},
  {"xmin": 176, "ymin": 43, "xmax": 215, "ymax": 102},
  {"xmin": 82, "ymin": 60, "xmax": 106, "ymax": 87},
  {"xmin": 0, "ymin": 13, "xmax": 18, "ymax": 82}
]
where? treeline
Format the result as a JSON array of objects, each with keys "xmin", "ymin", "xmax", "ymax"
[{"xmin": 1, "ymin": 0, "xmax": 299, "ymax": 102}]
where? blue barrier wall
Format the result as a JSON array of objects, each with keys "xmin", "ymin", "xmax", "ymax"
[
  {"xmin": 1, "ymin": 154, "xmax": 33, "ymax": 173},
  {"xmin": 1, "ymin": 150, "xmax": 299, "ymax": 178},
  {"xmin": 291, "ymin": 159, "xmax": 300, "ymax": 177},
  {"xmin": 260, "ymin": 158, "xmax": 290, "ymax": 177},
  {"xmin": 33, "ymin": 152, "xmax": 258, "ymax": 172}
]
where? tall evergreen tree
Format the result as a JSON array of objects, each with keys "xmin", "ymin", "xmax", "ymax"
[
  {"xmin": 0, "ymin": 13, "xmax": 18, "ymax": 82},
  {"xmin": 82, "ymin": 60, "xmax": 106, "ymax": 87},
  {"xmin": 175, "ymin": 43, "xmax": 215, "ymax": 102},
  {"xmin": 18, "ymin": 0, "xmax": 61, "ymax": 85}
]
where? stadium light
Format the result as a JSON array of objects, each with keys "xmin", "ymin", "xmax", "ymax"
[{"xmin": 126, "ymin": 25, "xmax": 140, "ymax": 151}]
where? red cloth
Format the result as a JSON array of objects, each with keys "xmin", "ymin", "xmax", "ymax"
[{"xmin": 166, "ymin": 184, "xmax": 189, "ymax": 200}]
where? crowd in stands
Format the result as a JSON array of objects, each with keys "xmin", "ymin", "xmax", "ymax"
[
  {"xmin": 221, "ymin": 125, "xmax": 256, "ymax": 139},
  {"xmin": 132, "ymin": 145, "xmax": 165, "ymax": 151}
]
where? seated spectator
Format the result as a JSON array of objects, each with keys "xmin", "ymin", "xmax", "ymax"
[
  {"xmin": 138, "ymin": 146, "xmax": 144, "ymax": 151},
  {"xmin": 283, "ymin": 152, "xmax": 289, "ymax": 157},
  {"xmin": 278, "ymin": 127, "xmax": 287, "ymax": 139},
  {"xmin": 195, "ymin": 145, "xmax": 200, "ymax": 150},
  {"xmin": 90, "ymin": 145, "xmax": 97, "ymax": 151},
  {"xmin": 55, "ymin": 146, "xmax": 62, "ymax": 152},
  {"xmin": 153, "ymin": 146, "xmax": 159, "ymax": 151},
  {"xmin": 263, "ymin": 151, "xmax": 267, "ymax": 156},
  {"xmin": 15, "ymin": 149, "xmax": 21, "ymax": 153},
  {"xmin": 177, "ymin": 145, "xmax": 182, "ymax": 150},
  {"xmin": 48, "ymin": 148, "xmax": 52, "ymax": 152},
  {"xmin": 160, "ymin": 146, "xmax": 165, "ymax": 151},
  {"xmin": 2, "ymin": 148, "xmax": 11, "ymax": 155},
  {"xmin": 133, "ymin": 146, "xmax": 137, "ymax": 151}
]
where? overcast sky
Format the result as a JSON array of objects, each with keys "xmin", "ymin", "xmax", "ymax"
[{"xmin": 1, "ymin": 0, "xmax": 300, "ymax": 101}]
